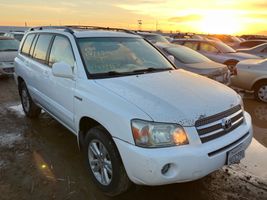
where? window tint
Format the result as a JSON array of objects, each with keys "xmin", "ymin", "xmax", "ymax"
[
  {"xmin": 200, "ymin": 43, "xmax": 219, "ymax": 53},
  {"xmin": 49, "ymin": 36, "xmax": 75, "ymax": 67},
  {"xmin": 21, "ymin": 34, "xmax": 35, "ymax": 55},
  {"xmin": 33, "ymin": 34, "xmax": 53, "ymax": 64},
  {"xmin": 184, "ymin": 42, "xmax": 198, "ymax": 50}
]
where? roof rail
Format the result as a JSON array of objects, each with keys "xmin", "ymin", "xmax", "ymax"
[
  {"xmin": 65, "ymin": 25, "xmax": 137, "ymax": 35},
  {"xmin": 28, "ymin": 26, "xmax": 74, "ymax": 34}
]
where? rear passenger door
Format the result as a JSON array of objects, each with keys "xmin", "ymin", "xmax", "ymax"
[
  {"xmin": 46, "ymin": 35, "xmax": 76, "ymax": 130},
  {"xmin": 30, "ymin": 34, "xmax": 54, "ymax": 109}
]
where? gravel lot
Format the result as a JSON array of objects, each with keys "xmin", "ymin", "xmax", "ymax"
[{"xmin": 0, "ymin": 78, "xmax": 266, "ymax": 200}]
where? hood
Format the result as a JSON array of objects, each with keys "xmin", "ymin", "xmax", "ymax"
[
  {"xmin": 183, "ymin": 61, "xmax": 227, "ymax": 75},
  {"xmin": 96, "ymin": 70, "xmax": 240, "ymax": 126},
  {"xmin": 237, "ymin": 58, "xmax": 267, "ymax": 66},
  {"xmin": 225, "ymin": 52, "xmax": 259, "ymax": 60},
  {"xmin": 0, "ymin": 51, "xmax": 17, "ymax": 62}
]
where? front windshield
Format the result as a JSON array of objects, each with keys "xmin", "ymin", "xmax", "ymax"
[
  {"xmin": 165, "ymin": 46, "xmax": 211, "ymax": 64},
  {"xmin": 77, "ymin": 37, "xmax": 174, "ymax": 78},
  {"xmin": 215, "ymin": 42, "xmax": 236, "ymax": 53},
  {"xmin": 143, "ymin": 35, "xmax": 169, "ymax": 43},
  {"xmin": 0, "ymin": 39, "xmax": 19, "ymax": 51}
]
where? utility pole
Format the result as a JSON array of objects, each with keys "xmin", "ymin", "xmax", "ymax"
[{"xmin": 138, "ymin": 20, "xmax": 142, "ymax": 31}]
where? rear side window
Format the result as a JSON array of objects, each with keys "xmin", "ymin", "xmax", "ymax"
[
  {"xmin": 184, "ymin": 42, "xmax": 198, "ymax": 50},
  {"xmin": 21, "ymin": 34, "xmax": 35, "ymax": 55},
  {"xmin": 48, "ymin": 36, "xmax": 75, "ymax": 67},
  {"xmin": 33, "ymin": 34, "xmax": 53, "ymax": 64}
]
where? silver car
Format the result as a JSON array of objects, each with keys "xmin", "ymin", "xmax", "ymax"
[
  {"xmin": 0, "ymin": 37, "xmax": 19, "ymax": 77},
  {"xmin": 231, "ymin": 59, "xmax": 267, "ymax": 103},
  {"xmin": 156, "ymin": 43, "xmax": 230, "ymax": 85},
  {"xmin": 173, "ymin": 39, "xmax": 260, "ymax": 75},
  {"xmin": 237, "ymin": 43, "xmax": 267, "ymax": 58}
]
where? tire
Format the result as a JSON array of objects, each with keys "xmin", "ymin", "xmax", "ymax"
[
  {"xmin": 253, "ymin": 80, "xmax": 267, "ymax": 103},
  {"xmin": 83, "ymin": 126, "xmax": 131, "ymax": 196},
  {"xmin": 19, "ymin": 81, "xmax": 42, "ymax": 118}
]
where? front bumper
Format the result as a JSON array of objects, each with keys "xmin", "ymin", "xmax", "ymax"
[
  {"xmin": 0, "ymin": 62, "xmax": 15, "ymax": 76},
  {"xmin": 114, "ymin": 112, "xmax": 252, "ymax": 185}
]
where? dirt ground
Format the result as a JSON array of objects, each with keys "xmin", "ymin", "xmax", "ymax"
[{"xmin": 0, "ymin": 78, "xmax": 266, "ymax": 200}]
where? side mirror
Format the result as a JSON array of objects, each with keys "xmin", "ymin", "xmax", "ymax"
[
  {"xmin": 167, "ymin": 55, "xmax": 175, "ymax": 63},
  {"xmin": 52, "ymin": 61, "xmax": 73, "ymax": 79}
]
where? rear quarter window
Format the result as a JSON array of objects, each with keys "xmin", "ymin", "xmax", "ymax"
[{"xmin": 21, "ymin": 34, "xmax": 35, "ymax": 55}]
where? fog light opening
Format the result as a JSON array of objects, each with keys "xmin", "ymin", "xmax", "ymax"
[{"xmin": 161, "ymin": 163, "xmax": 171, "ymax": 175}]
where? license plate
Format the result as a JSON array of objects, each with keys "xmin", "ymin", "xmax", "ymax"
[{"xmin": 227, "ymin": 144, "xmax": 245, "ymax": 165}]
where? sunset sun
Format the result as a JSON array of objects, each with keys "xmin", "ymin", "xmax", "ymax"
[{"xmin": 198, "ymin": 12, "xmax": 243, "ymax": 34}]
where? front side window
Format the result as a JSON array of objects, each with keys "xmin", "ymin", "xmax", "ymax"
[
  {"xmin": 32, "ymin": 34, "xmax": 53, "ymax": 64},
  {"xmin": 184, "ymin": 42, "xmax": 198, "ymax": 50},
  {"xmin": 77, "ymin": 37, "xmax": 174, "ymax": 78},
  {"xmin": 165, "ymin": 46, "xmax": 211, "ymax": 64},
  {"xmin": 0, "ymin": 39, "xmax": 19, "ymax": 52},
  {"xmin": 200, "ymin": 43, "xmax": 219, "ymax": 53},
  {"xmin": 21, "ymin": 34, "xmax": 35, "ymax": 55},
  {"xmin": 49, "ymin": 36, "xmax": 75, "ymax": 67}
]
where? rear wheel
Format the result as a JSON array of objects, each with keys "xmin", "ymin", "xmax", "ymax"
[
  {"xmin": 19, "ymin": 81, "xmax": 41, "ymax": 118},
  {"xmin": 84, "ymin": 126, "xmax": 131, "ymax": 196},
  {"xmin": 254, "ymin": 80, "xmax": 267, "ymax": 103}
]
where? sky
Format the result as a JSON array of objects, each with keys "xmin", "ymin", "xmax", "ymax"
[{"xmin": 1, "ymin": 0, "xmax": 267, "ymax": 35}]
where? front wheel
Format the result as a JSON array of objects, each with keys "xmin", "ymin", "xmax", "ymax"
[
  {"xmin": 84, "ymin": 126, "xmax": 131, "ymax": 196},
  {"xmin": 254, "ymin": 81, "xmax": 267, "ymax": 103},
  {"xmin": 19, "ymin": 81, "xmax": 41, "ymax": 118}
]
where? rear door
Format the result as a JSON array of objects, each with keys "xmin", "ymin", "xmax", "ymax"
[{"xmin": 30, "ymin": 33, "xmax": 54, "ymax": 110}]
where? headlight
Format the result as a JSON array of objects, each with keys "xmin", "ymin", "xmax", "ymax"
[{"xmin": 131, "ymin": 119, "xmax": 189, "ymax": 148}]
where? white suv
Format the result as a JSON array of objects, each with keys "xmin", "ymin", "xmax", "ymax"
[{"xmin": 14, "ymin": 26, "xmax": 253, "ymax": 196}]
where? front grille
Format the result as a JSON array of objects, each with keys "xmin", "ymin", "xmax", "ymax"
[
  {"xmin": 2, "ymin": 67, "xmax": 14, "ymax": 73},
  {"xmin": 195, "ymin": 105, "xmax": 244, "ymax": 143}
]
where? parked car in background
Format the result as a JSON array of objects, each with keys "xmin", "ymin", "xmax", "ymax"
[
  {"xmin": 0, "ymin": 32, "xmax": 6, "ymax": 36},
  {"xmin": 237, "ymin": 40, "xmax": 267, "ymax": 49},
  {"xmin": 4, "ymin": 31, "xmax": 25, "ymax": 41},
  {"xmin": 136, "ymin": 31, "xmax": 170, "ymax": 43},
  {"xmin": 173, "ymin": 39, "xmax": 260, "ymax": 75},
  {"xmin": 15, "ymin": 26, "xmax": 252, "ymax": 196},
  {"xmin": 155, "ymin": 43, "xmax": 230, "ymax": 84},
  {"xmin": 231, "ymin": 59, "xmax": 267, "ymax": 103},
  {"xmin": 0, "ymin": 36, "xmax": 19, "ymax": 77},
  {"xmin": 210, "ymin": 35, "xmax": 242, "ymax": 49},
  {"xmin": 237, "ymin": 43, "xmax": 267, "ymax": 58}
]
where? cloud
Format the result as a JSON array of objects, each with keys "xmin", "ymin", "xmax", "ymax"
[{"xmin": 169, "ymin": 14, "xmax": 202, "ymax": 23}]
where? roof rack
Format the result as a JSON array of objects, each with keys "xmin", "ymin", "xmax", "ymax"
[
  {"xmin": 28, "ymin": 25, "xmax": 137, "ymax": 35},
  {"xmin": 28, "ymin": 26, "xmax": 74, "ymax": 34}
]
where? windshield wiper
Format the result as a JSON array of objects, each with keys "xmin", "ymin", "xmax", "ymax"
[{"xmin": 131, "ymin": 67, "xmax": 173, "ymax": 73}]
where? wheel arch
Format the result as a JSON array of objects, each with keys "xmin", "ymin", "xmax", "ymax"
[
  {"xmin": 224, "ymin": 59, "xmax": 239, "ymax": 65},
  {"xmin": 78, "ymin": 116, "xmax": 113, "ymax": 150},
  {"xmin": 252, "ymin": 78, "xmax": 267, "ymax": 91}
]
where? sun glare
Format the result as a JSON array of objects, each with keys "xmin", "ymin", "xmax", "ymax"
[{"xmin": 198, "ymin": 12, "xmax": 242, "ymax": 34}]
